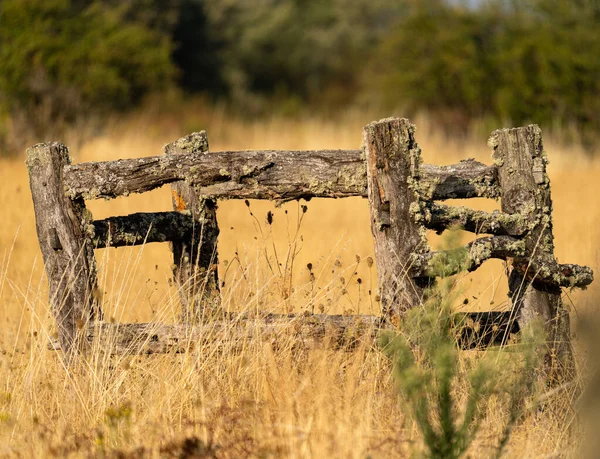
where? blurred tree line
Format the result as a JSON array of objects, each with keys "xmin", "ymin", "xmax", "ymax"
[{"xmin": 0, "ymin": 0, "xmax": 599, "ymax": 151}]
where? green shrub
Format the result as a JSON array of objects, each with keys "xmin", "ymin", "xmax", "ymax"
[
  {"xmin": 380, "ymin": 233, "xmax": 542, "ymax": 458},
  {"xmin": 371, "ymin": 0, "xmax": 600, "ymax": 140},
  {"xmin": 0, "ymin": 0, "xmax": 174, "ymax": 151}
]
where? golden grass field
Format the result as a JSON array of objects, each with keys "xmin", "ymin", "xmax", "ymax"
[{"xmin": 0, "ymin": 104, "xmax": 599, "ymax": 457}]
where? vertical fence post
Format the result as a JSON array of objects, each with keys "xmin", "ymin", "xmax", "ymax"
[
  {"xmin": 26, "ymin": 142, "xmax": 100, "ymax": 357},
  {"xmin": 164, "ymin": 132, "xmax": 220, "ymax": 323},
  {"xmin": 490, "ymin": 125, "xmax": 575, "ymax": 384},
  {"xmin": 363, "ymin": 118, "xmax": 429, "ymax": 323}
]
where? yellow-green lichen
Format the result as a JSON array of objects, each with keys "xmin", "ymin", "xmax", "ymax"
[{"xmin": 171, "ymin": 131, "xmax": 209, "ymax": 153}]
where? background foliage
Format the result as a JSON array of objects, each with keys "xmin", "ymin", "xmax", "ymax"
[{"xmin": 1, "ymin": 0, "xmax": 599, "ymax": 150}]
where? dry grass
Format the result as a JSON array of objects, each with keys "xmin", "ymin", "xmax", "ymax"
[{"xmin": 0, "ymin": 103, "xmax": 599, "ymax": 457}]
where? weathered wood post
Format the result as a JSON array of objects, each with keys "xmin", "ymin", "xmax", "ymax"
[
  {"xmin": 363, "ymin": 118, "xmax": 429, "ymax": 323},
  {"xmin": 164, "ymin": 132, "xmax": 220, "ymax": 322},
  {"xmin": 26, "ymin": 142, "xmax": 101, "ymax": 357},
  {"xmin": 490, "ymin": 125, "xmax": 575, "ymax": 384}
]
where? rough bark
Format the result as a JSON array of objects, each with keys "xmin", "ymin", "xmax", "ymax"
[
  {"xmin": 91, "ymin": 212, "xmax": 195, "ymax": 248},
  {"xmin": 47, "ymin": 312, "xmax": 521, "ymax": 354},
  {"xmin": 410, "ymin": 236, "xmax": 526, "ymax": 279},
  {"xmin": 64, "ymin": 149, "xmax": 498, "ymax": 201},
  {"xmin": 364, "ymin": 118, "xmax": 429, "ymax": 320},
  {"xmin": 26, "ymin": 142, "xmax": 102, "ymax": 358},
  {"xmin": 410, "ymin": 236, "xmax": 592, "ymax": 288},
  {"xmin": 164, "ymin": 132, "xmax": 219, "ymax": 323},
  {"xmin": 490, "ymin": 125, "xmax": 581, "ymax": 384},
  {"xmin": 64, "ymin": 149, "xmax": 367, "ymax": 201},
  {"xmin": 48, "ymin": 314, "xmax": 386, "ymax": 354},
  {"xmin": 422, "ymin": 202, "xmax": 528, "ymax": 236},
  {"xmin": 419, "ymin": 159, "xmax": 500, "ymax": 200}
]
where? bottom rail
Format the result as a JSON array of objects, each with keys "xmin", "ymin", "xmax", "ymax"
[{"xmin": 48, "ymin": 312, "xmax": 522, "ymax": 355}]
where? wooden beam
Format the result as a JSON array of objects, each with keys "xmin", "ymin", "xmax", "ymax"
[
  {"xmin": 419, "ymin": 159, "xmax": 500, "ymax": 200},
  {"xmin": 409, "ymin": 235, "xmax": 592, "ymax": 288},
  {"xmin": 490, "ymin": 125, "xmax": 589, "ymax": 384},
  {"xmin": 48, "ymin": 314, "xmax": 386, "ymax": 354},
  {"xmin": 46, "ymin": 311, "xmax": 524, "ymax": 354},
  {"xmin": 63, "ymin": 149, "xmax": 499, "ymax": 201},
  {"xmin": 92, "ymin": 212, "xmax": 194, "ymax": 248},
  {"xmin": 410, "ymin": 236, "xmax": 525, "ymax": 278},
  {"xmin": 364, "ymin": 118, "xmax": 430, "ymax": 320},
  {"xmin": 26, "ymin": 142, "xmax": 102, "ymax": 358},
  {"xmin": 63, "ymin": 149, "xmax": 368, "ymax": 201},
  {"xmin": 421, "ymin": 202, "xmax": 528, "ymax": 236},
  {"xmin": 164, "ymin": 132, "xmax": 220, "ymax": 323}
]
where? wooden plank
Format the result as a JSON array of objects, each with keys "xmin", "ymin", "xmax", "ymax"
[
  {"xmin": 48, "ymin": 314, "xmax": 387, "ymax": 354},
  {"xmin": 422, "ymin": 202, "xmax": 528, "ymax": 236},
  {"xmin": 26, "ymin": 142, "xmax": 102, "ymax": 358},
  {"xmin": 409, "ymin": 236, "xmax": 592, "ymax": 288},
  {"xmin": 364, "ymin": 118, "xmax": 430, "ymax": 321},
  {"xmin": 63, "ymin": 149, "xmax": 499, "ymax": 201},
  {"xmin": 64, "ymin": 149, "xmax": 367, "ymax": 201},
  {"xmin": 46, "ymin": 312, "xmax": 522, "ymax": 354},
  {"xmin": 164, "ymin": 132, "xmax": 220, "ymax": 323},
  {"xmin": 490, "ymin": 125, "xmax": 588, "ymax": 384},
  {"xmin": 419, "ymin": 159, "xmax": 500, "ymax": 200},
  {"xmin": 92, "ymin": 212, "xmax": 194, "ymax": 248},
  {"xmin": 410, "ymin": 236, "xmax": 526, "ymax": 279}
]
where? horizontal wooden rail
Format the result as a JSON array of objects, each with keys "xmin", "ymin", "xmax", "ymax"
[
  {"xmin": 47, "ymin": 311, "xmax": 522, "ymax": 354},
  {"xmin": 64, "ymin": 150, "xmax": 499, "ymax": 201},
  {"xmin": 410, "ymin": 236, "xmax": 593, "ymax": 288},
  {"xmin": 64, "ymin": 149, "xmax": 364, "ymax": 200},
  {"xmin": 421, "ymin": 202, "xmax": 529, "ymax": 236},
  {"xmin": 91, "ymin": 212, "xmax": 195, "ymax": 248},
  {"xmin": 410, "ymin": 236, "xmax": 525, "ymax": 278},
  {"xmin": 419, "ymin": 159, "xmax": 499, "ymax": 199}
]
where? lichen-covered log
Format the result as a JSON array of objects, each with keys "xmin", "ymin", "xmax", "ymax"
[
  {"xmin": 420, "ymin": 202, "xmax": 528, "ymax": 236},
  {"xmin": 26, "ymin": 142, "xmax": 102, "ymax": 358},
  {"xmin": 165, "ymin": 132, "xmax": 220, "ymax": 323},
  {"xmin": 490, "ymin": 125, "xmax": 590, "ymax": 384},
  {"xmin": 64, "ymin": 148, "xmax": 499, "ymax": 202},
  {"xmin": 46, "ymin": 312, "xmax": 524, "ymax": 354},
  {"xmin": 410, "ymin": 236, "xmax": 524, "ymax": 278},
  {"xmin": 419, "ymin": 159, "xmax": 500, "ymax": 199},
  {"xmin": 64, "ymin": 149, "xmax": 368, "ymax": 201},
  {"xmin": 409, "ymin": 235, "xmax": 592, "ymax": 289},
  {"xmin": 91, "ymin": 212, "xmax": 195, "ymax": 248},
  {"xmin": 48, "ymin": 314, "xmax": 387, "ymax": 354},
  {"xmin": 364, "ymin": 118, "xmax": 430, "ymax": 320}
]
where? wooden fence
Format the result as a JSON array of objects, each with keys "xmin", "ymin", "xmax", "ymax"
[{"xmin": 26, "ymin": 117, "xmax": 593, "ymax": 382}]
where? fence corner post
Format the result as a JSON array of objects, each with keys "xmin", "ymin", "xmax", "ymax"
[
  {"xmin": 26, "ymin": 142, "xmax": 99, "ymax": 358},
  {"xmin": 164, "ymin": 132, "xmax": 220, "ymax": 323},
  {"xmin": 490, "ymin": 124, "xmax": 576, "ymax": 384},
  {"xmin": 363, "ymin": 118, "xmax": 428, "ymax": 323}
]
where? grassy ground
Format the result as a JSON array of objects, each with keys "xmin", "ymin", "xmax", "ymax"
[{"xmin": 0, "ymin": 104, "xmax": 598, "ymax": 457}]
